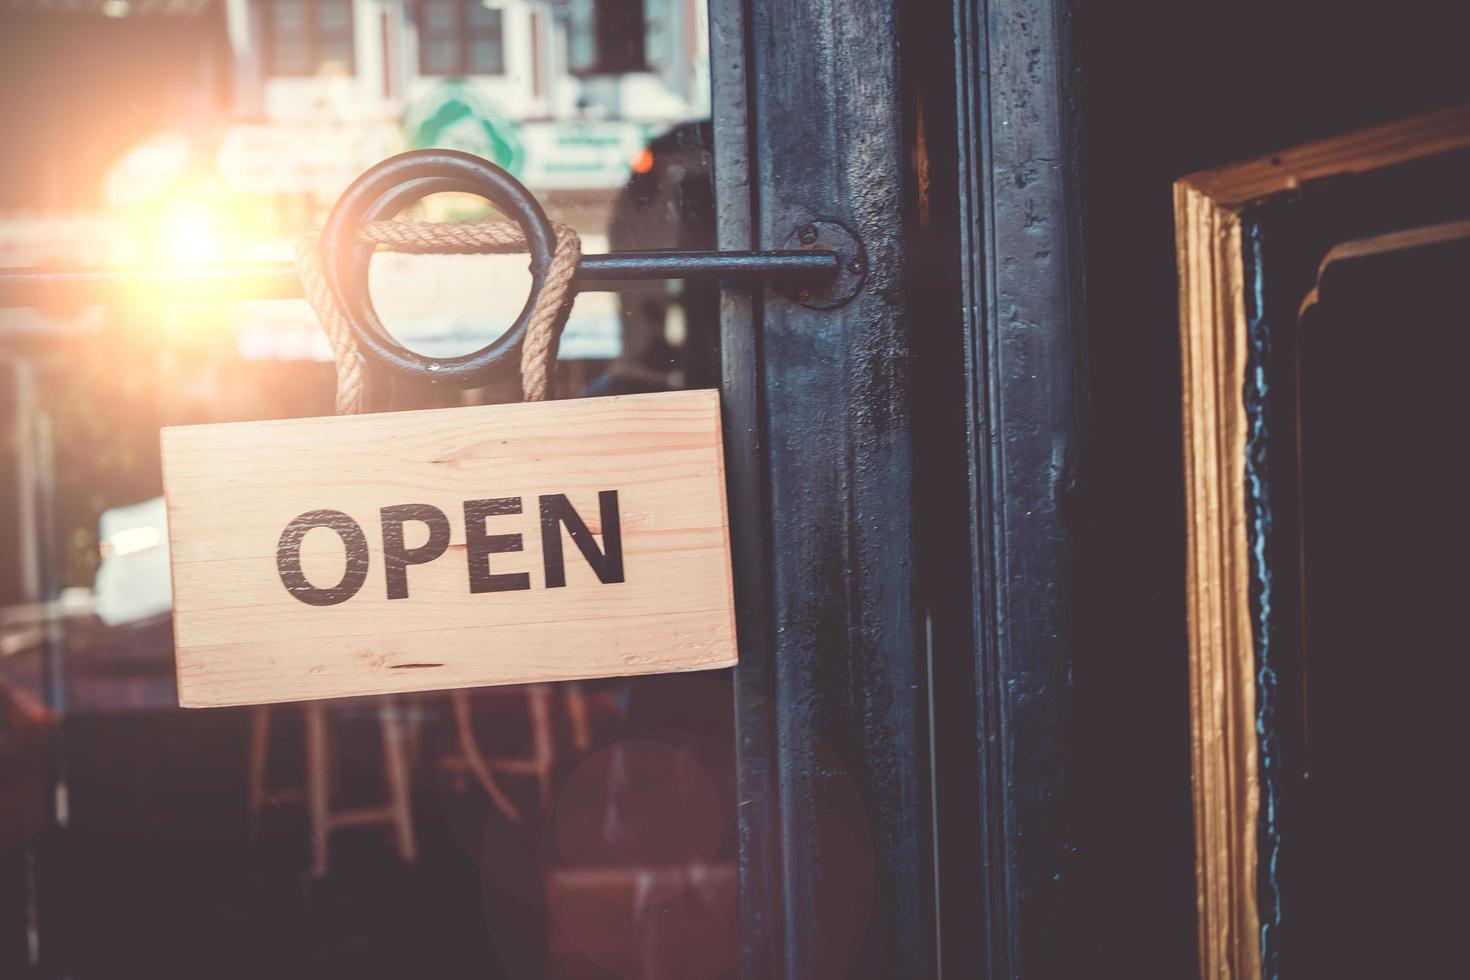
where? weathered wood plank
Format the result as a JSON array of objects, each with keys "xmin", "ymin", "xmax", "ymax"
[{"xmin": 162, "ymin": 389, "xmax": 736, "ymax": 707}]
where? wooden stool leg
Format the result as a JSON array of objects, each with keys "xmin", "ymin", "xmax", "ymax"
[
  {"xmin": 377, "ymin": 700, "xmax": 418, "ymax": 865},
  {"xmin": 565, "ymin": 682, "xmax": 591, "ymax": 752},
  {"xmin": 247, "ymin": 705, "xmax": 271, "ymax": 842},
  {"xmin": 529, "ymin": 684, "xmax": 555, "ymax": 813},
  {"xmin": 327, "ymin": 704, "xmax": 342, "ymax": 798},
  {"xmin": 401, "ymin": 693, "xmax": 423, "ymax": 763},
  {"xmin": 304, "ymin": 702, "xmax": 330, "ymax": 878},
  {"xmin": 451, "ymin": 690, "xmax": 522, "ymax": 823}
]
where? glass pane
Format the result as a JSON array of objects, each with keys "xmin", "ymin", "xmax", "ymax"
[
  {"xmin": 0, "ymin": 2, "xmax": 725, "ymax": 979},
  {"xmin": 467, "ymin": 2, "xmax": 502, "ymax": 31},
  {"xmin": 564, "ymin": 0, "xmax": 597, "ymax": 73},
  {"xmin": 422, "ymin": 37, "xmax": 457, "ymax": 75},
  {"xmin": 318, "ymin": 36, "xmax": 353, "ymax": 69},
  {"xmin": 421, "ymin": 0, "xmax": 455, "ymax": 33},
  {"xmin": 468, "ymin": 37, "xmax": 504, "ymax": 75},
  {"xmin": 270, "ymin": 35, "xmax": 310, "ymax": 74},
  {"xmin": 270, "ymin": 0, "xmax": 305, "ymax": 33},
  {"xmin": 644, "ymin": 0, "xmax": 676, "ymax": 75},
  {"xmin": 316, "ymin": 0, "xmax": 352, "ymax": 34}
]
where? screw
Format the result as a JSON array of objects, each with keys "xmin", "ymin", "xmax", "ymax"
[
  {"xmin": 796, "ymin": 287, "xmax": 813, "ymax": 302},
  {"xmin": 847, "ymin": 257, "xmax": 865, "ymax": 275},
  {"xmin": 797, "ymin": 224, "xmax": 819, "ymax": 246}
]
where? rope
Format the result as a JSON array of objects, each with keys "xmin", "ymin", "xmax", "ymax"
[
  {"xmin": 295, "ymin": 219, "xmax": 582, "ymax": 414},
  {"xmin": 293, "ymin": 219, "xmax": 577, "ymax": 821}
]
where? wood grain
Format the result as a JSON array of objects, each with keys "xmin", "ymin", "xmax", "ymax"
[
  {"xmin": 1175, "ymin": 180, "xmax": 1260, "ymax": 980},
  {"xmin": 162, "ymin": 389, "xmax": 737, "ymax": 707},
  {"xmin": 1180, "ymin": 104, "xmax": 1470, "ymax": 207}
]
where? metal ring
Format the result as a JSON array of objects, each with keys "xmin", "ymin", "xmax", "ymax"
[{"xmin": 320, "ymin": 149, "xmax": 558, "ymax": 388}]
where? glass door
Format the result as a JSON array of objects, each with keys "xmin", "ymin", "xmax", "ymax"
[{"xmin": 1, "ymin": 3, "xmax": 739, "ymax": 977}]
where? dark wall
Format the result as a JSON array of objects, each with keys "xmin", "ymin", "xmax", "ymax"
[{"xmin": 1071, "ymin": 1, "xmax": 1470, "ymax": 975}]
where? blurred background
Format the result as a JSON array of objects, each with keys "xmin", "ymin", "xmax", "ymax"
[{"xmin": 0, "ymin": 3, "xmax": 734, "ymax": 977}]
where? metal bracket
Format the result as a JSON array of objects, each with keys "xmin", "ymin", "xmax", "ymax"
[{"xmin": 781, "ymin": 218, "xmax": 868, "ymax": 310}]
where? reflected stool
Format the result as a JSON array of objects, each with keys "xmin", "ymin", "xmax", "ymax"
[{"xmin": 246, "ymin": 698, "xmax": 417, "ymax": 877}]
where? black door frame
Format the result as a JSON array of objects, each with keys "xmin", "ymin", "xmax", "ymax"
[
  {"xmin": 713, "ymin": 0, "xmax": 935, "ymax": 975},
  {"xmin": 951, "ymin": 2, "xmax": 1085, "ymax": 976},
  {"xmin": 712, "ymin": 1, "xmax": 1085, "ymax": 976}
]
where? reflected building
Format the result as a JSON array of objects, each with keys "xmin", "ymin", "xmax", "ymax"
[
  {"xmin": 219, "ymin": 0, "xmax": 710, "ymax": 195},
  {"xmin": 0, "ymin": 0, "xmax": 716, "ymax": 606}
]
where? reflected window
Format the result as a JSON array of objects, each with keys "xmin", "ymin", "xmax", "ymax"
[
  {"xmin": 565, "ymin": 0, "xmax": 646, "ymax": 75},
  {"xmin": 418, "ymin": 0, "xmax": 507, "ymax": 76},
  {"xmin": 265, "ymin": 0, "xmax": 355, "ymax": 76}
]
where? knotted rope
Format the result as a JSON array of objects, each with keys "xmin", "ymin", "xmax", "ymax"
[
  {"xmin": 293, "ymin": 218, "xmax": 578, "ymax": 823},
  {"xmin": 295, "ymin": 219, "xmax": 582, "ymax": 414}
]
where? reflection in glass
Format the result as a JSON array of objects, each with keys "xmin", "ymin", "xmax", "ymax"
[{"xmin": 0, "ymin": 2, "xmax": 727, "ymax": 976}]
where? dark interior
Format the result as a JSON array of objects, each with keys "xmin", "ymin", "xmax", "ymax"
[
  {"xmin": 1072, "ymin": 4, "xmax": 1470, "ymax": 973},
  {"xmin": 1295, "ymin": 237, "xmax": 1468, "ymax": 978}
]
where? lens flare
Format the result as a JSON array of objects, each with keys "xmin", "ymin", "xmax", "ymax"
[{"xmin": 158, "ymin": 200, "xmax": 221, "ymax": 268}]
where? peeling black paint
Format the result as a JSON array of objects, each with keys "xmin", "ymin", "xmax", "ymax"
[
  {"xmin": 952, "ymin": 1, "xmax": 1085, "ymax": 974},
  {"xmin": 721, "ymin": 0, "xmax": 934, "ymax": 976}
]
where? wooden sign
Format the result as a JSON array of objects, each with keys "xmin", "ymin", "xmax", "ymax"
[{"xmin": 161, "ymin": 390, "xmax": 737, "ymax": 707}]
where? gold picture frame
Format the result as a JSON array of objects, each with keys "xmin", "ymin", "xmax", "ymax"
[{"xmin": 1174, "ymin": 104, "xmax": 1470, "ymax": 980}]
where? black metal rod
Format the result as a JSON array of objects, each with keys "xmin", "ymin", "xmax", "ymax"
[
  {"xmin": 0, "ymin": 250, "xmax": 838, "ymax": 307},
  {"xmin": 574, "ymin": 250, "xmax": 838, "ymax": 281}
]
